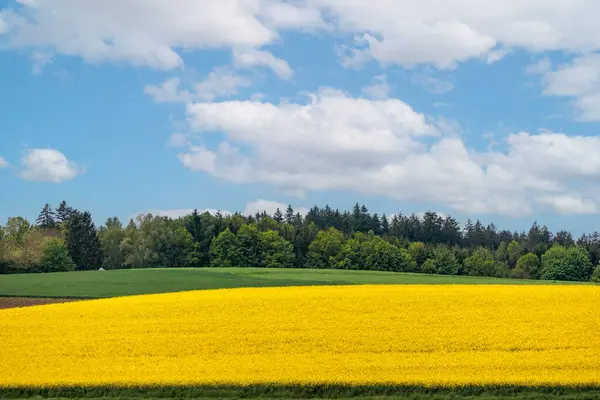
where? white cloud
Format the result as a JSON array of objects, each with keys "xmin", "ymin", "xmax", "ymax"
[
  {"xmin": 178, "ymin": 145, "xmax": 218, "ymax": 175},
  {"xmin": 0, "ymin": 0, "xmax": 279, "ymax": 70},
  {"xmin": 177, "ymin": 89, "xmax": 600, "ymax": 216},
  {"xmin": 540, "ymin": 54, "xmax": 600, "ymax": 121},
  {"xmin": 308, "ymin": 0, "xmax": 600, "ymax": 68},
  {"xmin": 193, "ymin": 68, "xmax": 253, "ymax": 102},
  {"xmin": 260, "ymin": 1, "xmax": 326, "ymax": 30},
  {"xmin": 144, "ymin": 78, "xmax": 193, "ymax": 103},
  {"xmin": 6, "ymin": 1, "xmax": 600, "ymax": 74},
  {"xmin": 0, "ymin": 156, "xmax": 8, "ymax": 168},
  {"xmin": 362, "ymin": 74, "xmax": 391, "ymax": 99},
  {"xmin": 536, "ymin": 195, "xmax": 598, "ymax": 215},
  {"xmin": 411, "ymin": 71, "xmax": 454, "ymax": 94},
  {"xmin": 233, "ymin": 47, "xmax": 293, "ymax": 79},
  {"xmin": 145, "ymin": 69, "xmax": 251, "ymax": 104},
  {"xmin": 243, "ymin": 199, "xmax": 309, "ymax": 216},
  {"xmin": 20, "ymin": 148, "xmax": 82, "ymax": 183}
]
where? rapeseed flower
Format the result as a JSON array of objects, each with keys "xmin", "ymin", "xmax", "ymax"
[{"xmin": 0, "ymin": 285, "xmax": 598, "ymax": 387}]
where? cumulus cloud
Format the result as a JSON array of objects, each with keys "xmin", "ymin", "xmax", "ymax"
[
  {"xmin": 308, "ymin": 0, "xmax": 600, "ymax": 69},
  {"xmin": 6, "ymin": 1, "xmax": 600, "ymax": 76},
  {"xmin": 0, "ymin": 0, "xmax": 283, "ymax": 70},
  {"xmin": 144, "ymin": 78, "xmax": 193, "ymax": 103},
  {"xmin": 362, "ymin": 75, "xmax": 391, "ymax": 99},
  {"xmin": 8, "ymin": 1, "xmax": 600, "ymax": 72},
  {"xmin": 539, "ymin": 54, "xmax": 600, "ymax": 121},
  {"xmin": 176, "ymin": 89, "xmax": 600, "ymax": 216},
  {"xmin": 145, "ymin": 69, "xmax": 252, "ymax": 103},
  {"xmin": 20, "ymin": 149, "xmax": 82, "ymax": 183},
  {"xmin": 193, "ymin": 68, "xmax": 252, "ymax": 101},
  {"xmin": 536, "ymin": 195, "xmax": 598, "ymax": 215},
  {"xmin": 233, "ymin": 48, "xmax": 293, "ymax": 79},
  {"xmin": 260, "ymin": 1, "xmax": 326, "ymax": 30}
]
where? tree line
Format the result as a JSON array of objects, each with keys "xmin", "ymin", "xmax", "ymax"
[{"xmin": 1, "ymin": 201, "xmax": 600, "ymax": 282}]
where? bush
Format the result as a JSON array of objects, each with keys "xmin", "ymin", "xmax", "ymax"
[
  {"xmin": 541, "ymin": 245, "xmax": 593, "ymax": 282},
  {"xmin": 421, "ymin": 259, "xmax": 437, "ymax": 274},
  {"xmin": 408, "ymin": 242, "xmax": 427, "ymax": 271},
  {"xmin": 511, "ymin": 253, "xmax": 541, "ymax": 279},
  {"xmin": 41, "ymin": 237, "xmax": 75, "ymax": 273},
  {"xmin": 421, "ymin": 247, "xmax": 459, "ymax": 275},
  {"xmin": 463, "ymin": 247, "xmax": 508, "ymax": 277}
]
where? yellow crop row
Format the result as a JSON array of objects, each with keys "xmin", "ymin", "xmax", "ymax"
[{"xmin": 0, "ymin": 285, "xmax": 599, "ymax": 387}]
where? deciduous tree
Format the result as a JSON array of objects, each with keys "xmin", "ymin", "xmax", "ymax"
[
  {"xmin": 541, "ymin": 245, "xmax": 593, "ymax": 281},
  {"xmin": 41, "ymin": 237, "xmax": 75, "ymax": 272}
]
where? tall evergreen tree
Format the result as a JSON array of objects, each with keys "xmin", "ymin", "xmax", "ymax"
[
  {"xmin": 273, "ymin": 208, "xmax": 283, "ymax": 223},
  {"xmin": 380, "ymin": 214, "xmax": 390, "ymax": 235},
  {"xmin": 284, "ymin": 205, "xmax": 295, "ymax": 224},
  {"xmin": 55, "ymin": 200, "xmax": 74, "ymax": 224},
  {"xmin": 66, "ymin": 211, "xmax": 102, "ymax": 270},
  {"xmin": 36, "ymin": 203, "xmax": 57, "ymax": 229},
  {"xmin": 185, "ymin": 209, "xmax": 213, "ymax": 265}
]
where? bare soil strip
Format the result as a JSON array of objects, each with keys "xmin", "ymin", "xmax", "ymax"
[{"xmin": 0, "ymin": 297, "xmax": 80, "ymax": 309}]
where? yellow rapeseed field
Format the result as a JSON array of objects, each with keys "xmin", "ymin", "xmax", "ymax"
[{"xmin": 0, "ymin": 285, "xmax": 599, "ymax": 387}]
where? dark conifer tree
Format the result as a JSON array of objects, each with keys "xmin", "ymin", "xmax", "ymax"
[
  {"xmin": 442, "ymin": 215, "xmax": 461, "ymax": 246},
  {"xmin": 55, "ymin": 200, "xmax": 74, "ymax": 224},
  {"xmin": 36, "ymin": 203, "xmax": 57, "ymax": 229},
  {"xmin": 273, "ymin": 208, "xmax": 283, "ymax": 223},
  {"xmin": 381, "ymin": 214, "xmax": 390, "ymax": 235},
  {"xmin": 66, "ymin": 211, "xmax": 102, "ymax": 270},
  {"xmin": 186, "ymin": 210, "xmax": 204, "ymax": 243},
  {"xmin": 284, "ymin": 205, "xmax": 295, "ymax": 224},
  {"xmin": 371, "ymin": 213, "xmax": 381, "ymax": 235}
]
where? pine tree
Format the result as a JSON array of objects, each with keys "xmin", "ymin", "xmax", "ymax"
[
  {"xmin": 36, "ymin": 203, "xmax": 57, "ymax": 229},
  {"xmin": 185, "ymin": 209, "xmax": 213, "ymax": 265},
  {"xmin": 66, "ymin": 211, "xmax": 102, "ymax": 270},
  {"xmin": 273, "ymin": 208, "xmax": 283, "ymax": 223},
  {"xmin": 284, "ymin": 205, "xmax": 295, "ymax": 224},
  {"xmin": 55, "ymin": 200, "xmax": 74, "ymax": 224},
  {"xmin": 186, "ymin": 209, "xmax": 204, "ymax": 242},
  {"xmin": 371, "ymin": 213, "xmax": 381, "ymax": 235},
  {"xmin": 381, "ymin": 214, "xmax": 390, "ymax": 235}
]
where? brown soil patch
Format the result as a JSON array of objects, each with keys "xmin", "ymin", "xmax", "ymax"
[{"xmin": 0, "ymin": 297, "xmax": 80, "ymax": 309}]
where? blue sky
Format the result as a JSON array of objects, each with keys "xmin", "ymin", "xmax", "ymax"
[{"xmin": 2, "ymin": 0, "xmax": 600, "ymax": 235}]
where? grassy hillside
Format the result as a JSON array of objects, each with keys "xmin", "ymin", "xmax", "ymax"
[{"xmin": 0, "ymin": 268, "xmax": 591, "ymax": 298}]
